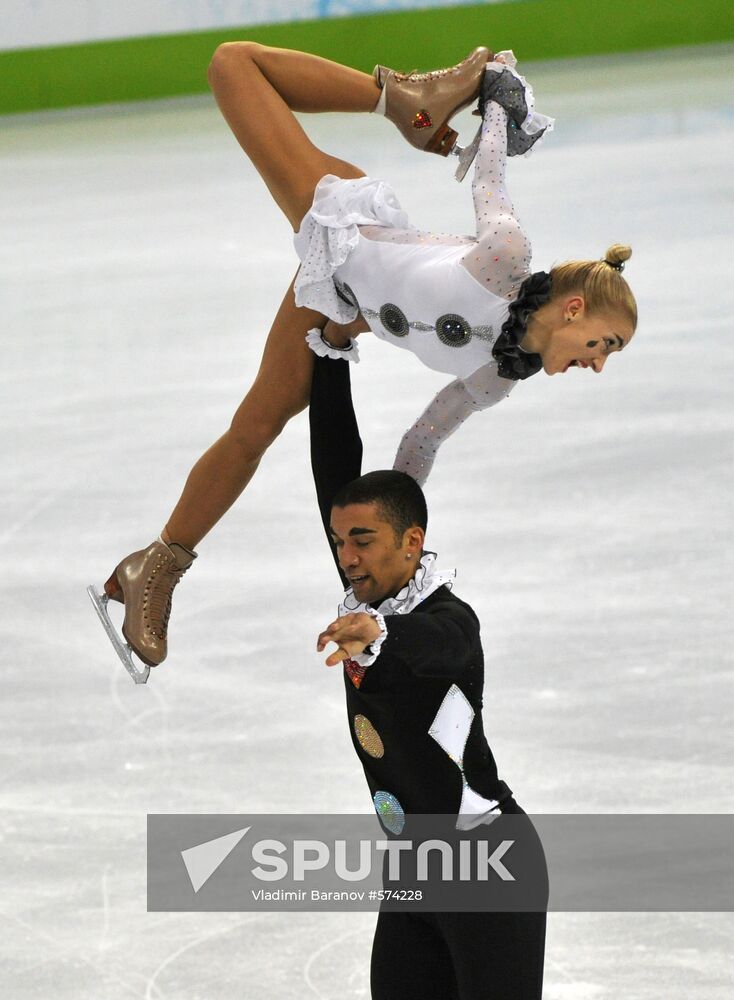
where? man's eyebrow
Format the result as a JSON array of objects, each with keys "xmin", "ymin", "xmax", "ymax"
[{"xmin": 329, "ymin": 527, "xmax": 378, "ymax": 538}]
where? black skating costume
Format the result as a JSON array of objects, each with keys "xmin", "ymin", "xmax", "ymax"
[{"xmin": 309, "ymin": 355, "xmax": 546, "ymax": 1000}]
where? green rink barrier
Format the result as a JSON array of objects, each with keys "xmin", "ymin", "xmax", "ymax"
[{"xmin": 3, "ymin": 0, "xmax": 734, "ymax": 115}]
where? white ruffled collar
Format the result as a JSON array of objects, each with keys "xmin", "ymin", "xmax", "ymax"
[{"xmin": 339, "ymin": 551, "xmax": 455, "ymax": 618}]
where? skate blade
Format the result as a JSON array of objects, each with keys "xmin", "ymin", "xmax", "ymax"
[
  {"xmin": 86, "ymin": 585, "xmax": 150, "ymax": 685},
  {"xmin": 452, "ymin": 122, "xmax": 482, "ymax": 182}
]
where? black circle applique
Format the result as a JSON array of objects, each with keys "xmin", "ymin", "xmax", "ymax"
[
  {"xmin": 379, "ymin": 303, "xmax": 410, "ymax": 338},
  {"xmin": 335, "ymin": 279, "xmax": 359, "ymax": 311},
  {"xmin": 436, "ymin": 313, "xmax": 472, "ymax": 348}
]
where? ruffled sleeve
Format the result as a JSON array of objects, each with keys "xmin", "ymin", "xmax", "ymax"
[
  {"xmin": 294, "ymin": 174, "xmax": 411, "ymax": 323},
  {"xmin": 305, "ymin": 327, "xmax": 360, "ymax": 363},
  {"xmin": 351, "ymin": 610, "xmax": 388, "ymax": 668},
  {"xmin": 479, "ymin": 52, "xmax": 554, "ymax": 157}
]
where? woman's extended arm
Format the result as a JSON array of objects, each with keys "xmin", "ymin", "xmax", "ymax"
[
  {"xmin": 460, "ymin": 96, "xmax": 532, "ymax": 301},
  {"xmin": 393, "ymin": 363, "xmax": 517, "ymax": 486}
]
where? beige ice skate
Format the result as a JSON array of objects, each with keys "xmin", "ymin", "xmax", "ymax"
[
  {"xmin": 374, "ymin": 46, "xmax": 492, "ymax": 158},
  {"xmin": 87, "ymin": 538, "xmax": 196, "ymax": 683}
]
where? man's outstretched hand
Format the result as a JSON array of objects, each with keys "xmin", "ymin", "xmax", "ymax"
[{"xmin": 317, "ymin": 612, "xmax": 382, "ymax": 667}]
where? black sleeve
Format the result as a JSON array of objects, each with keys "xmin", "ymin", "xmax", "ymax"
[
  {"xmin": 372, "ymin": 598, "xmax": 480, "ymax": 679},
  {"xmin": 309, "ymin": 355, "xmax": 363, "ymax": 588}
]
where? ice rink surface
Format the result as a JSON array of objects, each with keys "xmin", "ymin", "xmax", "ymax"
[{"xmin": 1, "ymin": 43, "xmax": 733, "ymax": 998}]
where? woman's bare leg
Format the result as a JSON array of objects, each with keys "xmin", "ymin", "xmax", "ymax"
[
  {"xmin": 97, "ymin": 44, "xmax": 384, "ymax": 672},
  {"xmin": 162, "ymin": 275, "xmax": 323, "ymax": 549},
  {"xmin": 158, "ymin": 43, "xmax": 381, "ymax": 548},
  {"xmin": 207, "ymin": 41, "xmax": 380, "ymax": 228}
]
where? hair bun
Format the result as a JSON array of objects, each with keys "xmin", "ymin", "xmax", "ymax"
[{"xmin": 603, "ymin": 244, "xmax": 632, "ymax": 272}]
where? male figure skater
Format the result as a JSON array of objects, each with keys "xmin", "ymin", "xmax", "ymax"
[{"xmin": 308, "ymin": 354, "xmax": 546, "ymax": 1000}]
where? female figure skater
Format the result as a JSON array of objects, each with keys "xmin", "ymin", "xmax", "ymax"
[{"xmin": 89, "ymin": 42, "xmax": 638, "ymax": 675}]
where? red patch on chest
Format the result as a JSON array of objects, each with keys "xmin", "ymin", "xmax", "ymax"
[{"xmin": 344, "ymin": 658, "xmax": 367, "ymax": 689}]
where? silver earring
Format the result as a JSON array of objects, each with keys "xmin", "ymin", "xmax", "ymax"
[{"xmin": 406, "ymin": 554, "xmax": 412, "ymax": 560}]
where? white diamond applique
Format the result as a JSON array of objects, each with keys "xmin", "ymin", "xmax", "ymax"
[
  {"xmin": 429, "ymin": 684, "xmax": 501, "ymax": 830},
  {"xmin": 457, "ymin": 783, "xmax": 501, "ymax": 831},
  {"xmin": 428, "ymin": 684, "xmax": 474, "ymax": 765}
]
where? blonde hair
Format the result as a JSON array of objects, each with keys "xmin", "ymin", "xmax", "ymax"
[{"xmin": 550, "ymin": 244, "xmax": 637, "ymax": 331}]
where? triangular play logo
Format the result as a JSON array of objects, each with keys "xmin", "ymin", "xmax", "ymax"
[{"xmin": 181, "ymin": 826, "xmax": 251, "ymax": 892}]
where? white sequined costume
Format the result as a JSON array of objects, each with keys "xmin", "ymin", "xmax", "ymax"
[{"xmin": 294, "ymin": 56, "xmax": 553, "ymax": 485}]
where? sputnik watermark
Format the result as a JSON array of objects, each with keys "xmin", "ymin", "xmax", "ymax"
[
  {"xmin": 182, "ymin": 831, "xmax": 515, "ymax": 893},
  {"xmin": 149, "ymin": 814, "xmax": 734, "ymax": 912},
  {"xmin": 148, "ymin": 814, "xmax": 548, "ymax": 912}
]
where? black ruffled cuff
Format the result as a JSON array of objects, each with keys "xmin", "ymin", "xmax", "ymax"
[
  {"xmin": 479, "ymin": 67, "xmax": 551, "ymax": 157},
  {"xmin": 492, "ymin": 271, "xmax": 552, "ymax": 381}
]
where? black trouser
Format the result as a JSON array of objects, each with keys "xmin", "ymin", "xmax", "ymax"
[
  {"xmin": 371, "ymin": 801, "xmax": 546, "ymax": 1000},
  {"xmin": 371, "ymin": 908, "xmax": 546, "ymax": 1000}
]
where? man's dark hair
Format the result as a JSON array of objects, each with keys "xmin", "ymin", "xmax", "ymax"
[{"xmin": 331, "ymin": 470, "xmax": 427, "ymax": 542}]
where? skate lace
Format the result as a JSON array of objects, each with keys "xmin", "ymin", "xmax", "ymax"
[
  {"xmin": 146, "ymin": 561, "xmax": 189, "ymax": 640},
  {"xmin": 394, "ymin": 58, "xmax": 466, "ymax": 83}
]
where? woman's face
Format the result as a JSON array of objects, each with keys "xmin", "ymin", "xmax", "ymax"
[{"xmin": 543, "ymin": 303, "xmax": 634, "ymax": 376}]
